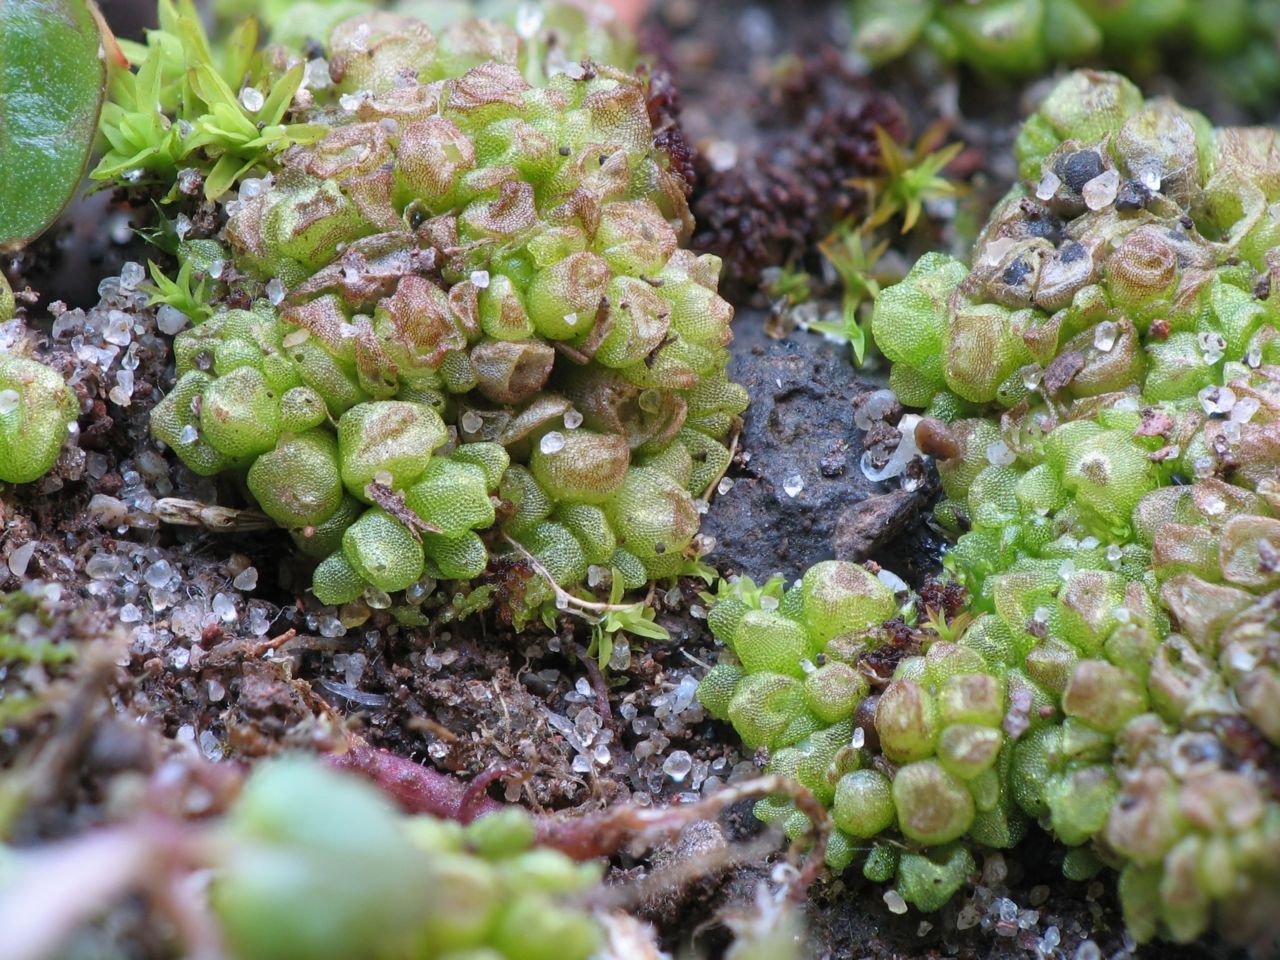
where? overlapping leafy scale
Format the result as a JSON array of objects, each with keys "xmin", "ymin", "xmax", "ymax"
[
  {"xmin": 703, "ymin": 72, "xmax": 1280, "ymax": 946},
  {"xmin": 133, "ymin": 6, "xmax": 745, "ymax": 614}
]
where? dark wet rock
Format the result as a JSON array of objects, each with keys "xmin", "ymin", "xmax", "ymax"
[
  {"xmin": 702, "ymin": 316, "xmax": 931, "ymax": 582},
  {"xmin": 833, "ymin": 488, "xmax": 928, "ymax": 562}
]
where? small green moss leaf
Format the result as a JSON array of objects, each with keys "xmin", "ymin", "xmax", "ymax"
[{"xmin": 0, "ymin": 0, "xmax": 108, "ymax": 249}]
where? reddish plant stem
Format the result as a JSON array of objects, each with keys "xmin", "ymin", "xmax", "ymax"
[
  {"xmin": 328, "ymin": 736, "xmax": 503, "ymax": 823},
  {"xmin": 460, "ymin": 763, "xmax": 520, "ymax": 821},
  {"xmin": 329, "ymin": 739, "xmax": 830, "ymax": 898}
]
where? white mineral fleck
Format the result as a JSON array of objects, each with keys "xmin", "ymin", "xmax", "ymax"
[
  {"xmin": 515, "ymin": 2, "xmax": 543, "ymax": 38},
  {"xmin": 705, "ymin": 140, "xmax": 738, "ymax": 172},
  {"xmin": 144, "ymin": 560, "xmax": 174, "ymax": 589},
  {"xmin": 662, "ymin": 750, "xmax": 693, "ymax": 782},
  {"xmin": 303, "ymin": 58, "xmax": 331, "ymax": 90},
  {"xmin": 540, "ymin": 431, "xmax": 566, "ymax": 455},
  {"xmin": 119, "ymin": 261, "xmax": 145, "ymax": 290},
  {"xmin": 1198, "ymin": 331, "xmax": 1226, "ymax": 364},
  {"xmin": 318, "ymin": 616, "xmax": 347, "ymax": 637},
  {"xmin": 199, "ymin": 730, "xmax": 224, "ymax": 760},
  {"xmin": 211, "ymin": 592, "xmax": 238, "ymax": 622},
  {"xmin": 156, "ymin": 304, "xmax": 190, "ymax": 335},
  {"xmin": 7, "ymin": 542, "xmax": 36, "ymax": 578},
  {"xmin": 979, "ymin": 236, "xmax": 1017, "ymax": 268},
  {"xmin": 1092, "ymin": 320, "xmax": 1117, "ymax": 352},
  {"xmin": 861, "ymin": 413, "xmax": 922, "ymax": 482},
  {"xmin": 1198, "ymin": 385, "xmax": 1234, "ymax": 416},
  {"xmin": 103, "ymin": 310, "xmax": 133, "ymax": 346},
  {"xmin": 985, "ymin": 440, "xmax": 1016, "ymax": 466},
  {"xmin": 877, "ymin": 568, "xmax": 908, "ymax": 593},
  {"xmin": 1082, "ymin": 169, "xmax": 1120, "ymax": 210},
  {"xmin": 109, "ymin": 369, "xmax": 134, "ymax": 407},
  {"xmin": 854, "ymin": 388, "xmax": 897, "ymax": 430},
  {"xmin": 1231, "ymin": 396, "xmax": 1261, "ymax": 423},
  {"xmin": 1035, "ymin": 170, "xmax": 1061, "ymax": 201},
  {"xmin": 883, "ymin": 890, "xmax": 908, "ymax": 915},
  {"xmin": 239, "ymin": 87, "xmax": 265, "ymax": 112}
]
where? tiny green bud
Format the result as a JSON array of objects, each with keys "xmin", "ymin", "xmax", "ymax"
[
  {"xmin": 804, "ymin": 662, "xmax": 870, "ymax": 724},
  {"xmin": 248, "ymin": 430, "xmax": 344, "ymax": 529},
  {"xmin": 338, "ymin": 401, "xmax": 448, "ymax": 499},
  {"xmin": 874, "ymin": 679, "xmax": 939, "ymax": 764},
  {"xmin": 833, "ymin": 769, "xmax": 895, "ymax": 839},
  {"xmin": 896, "ymin": 845, "xmax": 976, "ymax": 912}
]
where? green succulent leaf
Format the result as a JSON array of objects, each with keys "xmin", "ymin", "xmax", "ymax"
[{"xmin": 0, "ymin": 0, "xmax": 109, "ymax": 248}]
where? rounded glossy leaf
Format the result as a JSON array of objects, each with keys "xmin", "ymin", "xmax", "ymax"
[{"xmin": 0, "ymin": 0, "xmax": 108, "ymax": 248}]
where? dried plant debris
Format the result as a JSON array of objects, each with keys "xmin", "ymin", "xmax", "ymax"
[{"xmin": 690, "ymin": 48, "xmax": 906, "ymax": 291}]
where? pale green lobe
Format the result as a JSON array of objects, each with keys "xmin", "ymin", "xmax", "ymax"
[{"xmin": 0, "ymin": 356, "xmax": 78, "ymax": 483}]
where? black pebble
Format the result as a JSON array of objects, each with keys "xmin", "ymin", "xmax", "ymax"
[{"xmin": 1056, "ymin": 150, "xmax": 1106, "ymax": 193}]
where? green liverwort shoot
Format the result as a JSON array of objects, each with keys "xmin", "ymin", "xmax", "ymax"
[{"xmin": 864, "ymin": 124, "xmax": 963, "ymax": 234}]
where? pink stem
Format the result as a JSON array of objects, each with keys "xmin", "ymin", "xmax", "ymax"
[{"xmin": 328, "ymin": 737, "xmax": 504, "ymax": 823}]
